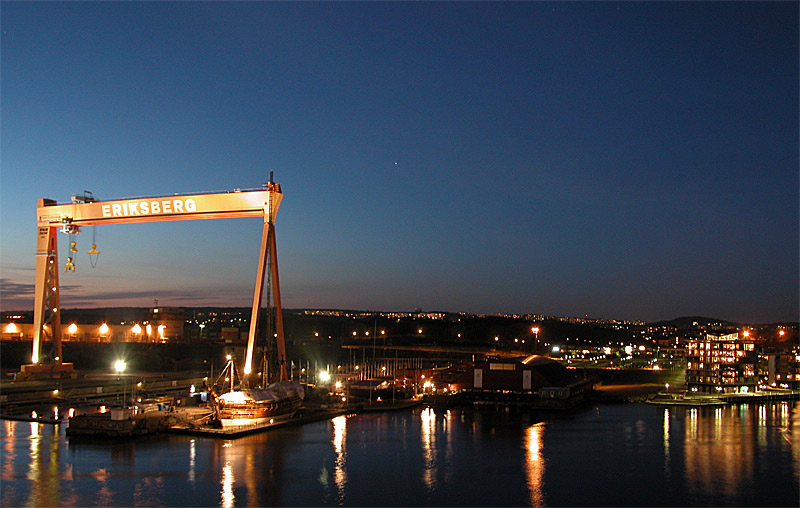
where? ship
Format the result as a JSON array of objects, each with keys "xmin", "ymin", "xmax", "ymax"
[{"xmin": 208, "ymin": 355, "xmax": 304, "ymax": 428}]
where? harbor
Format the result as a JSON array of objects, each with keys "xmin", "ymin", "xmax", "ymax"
[{"xmin": 0, "ymin": 371, "xmax": 424, "ymax": 438}]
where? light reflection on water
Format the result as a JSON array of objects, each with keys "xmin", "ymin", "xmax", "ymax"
[
  {"xmin": 332, "ymin": 415, "xmax": 347, "ymax": 503},
  {"xmin": 1, "ymin": 402, "xmax": 798, "ymax": 507},
  {"xmin": 419, "ymin": 406, "xmax": 437, "ymax": 491},
  {"xmin": 523, "ymin": 422, "xmax": 545, "ymax": 507}
]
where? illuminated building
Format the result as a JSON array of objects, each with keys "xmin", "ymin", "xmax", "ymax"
[
  {"xmin": 149, "ymin": 306, "xmax": 187, "ymax": 342},
  {"xmin": 685, "ymin": 333, "xmax": 758, "ymax": 394},
  {"xmin": 763, "ymin": 346, "xmax": 800, "ymax": 390}
]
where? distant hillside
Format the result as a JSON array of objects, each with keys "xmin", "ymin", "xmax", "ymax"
[{"xmin": 649, "ymin": 316, "xmax": 737, "ymax": 328}]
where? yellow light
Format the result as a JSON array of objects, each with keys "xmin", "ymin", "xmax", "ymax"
[
  {"xmin": 779, "ymin": 330, "xmax": 785, "ymax": 336},
  {"xmin": 319, "ymin": 371, "xmax": 330, "ymax": 382},
  {"xmin": 146, "ymin": 324, "xmax": 152, "ymax": 336},
  {"xmin": 68, "ymin": 323, "xmax": 78, "ymax": 334},
  {"xmin": 131, "ymin": 324, "xmax": 142, "ymax": 334},
  {"xmin": 743, "ymin": 330, "xmax": 750, "ymax": 337},
  {"xmin": 5, "ymin": 323, "xmax": 18, "ymax": 333},
  {"xmin": 226, "ymin": 354, "xmax": 232, "ymax": 360},
  {"xmin": 157, "ymin": 324, "xmax": 166, "ymax": 337},
  {"xmin": 334, "ymin": 381, "xmax": 342, "ymax": 389},
  {"xmin": 99, "ymin": 323, "xmax": 110, "ymax": 334},
  {"xmin": 531, "ymin": 327, "xmax": 539, "ymax": 334},
  {"xmin": 114, "ymin": 359, "xmax": 126, "ymax": 373}
]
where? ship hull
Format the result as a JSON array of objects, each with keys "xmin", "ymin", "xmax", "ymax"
[{"xmin": 214, "ymin": 380, "xmax": 304, "ymax": 427}]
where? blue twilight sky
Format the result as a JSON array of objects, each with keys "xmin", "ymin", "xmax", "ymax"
[{"xmin": 1, "ymin": 1, "xmax": 797, "ymax": 323}]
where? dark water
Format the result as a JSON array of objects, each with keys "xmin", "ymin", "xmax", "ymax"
[{"xmin": 2, "ymin": 402, "xmax": 798, "ymax": 507}]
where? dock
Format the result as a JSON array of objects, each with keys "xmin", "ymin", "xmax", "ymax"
[
  {"xmin": 646, "ymin": 389, "xmax": 800, "ymax": 407},
  {"xmin": 2, "ymin": 393, "xmax": 424, "ymax": 439},
  {"xmin": 170, "ymin": 399, "xmax": 422, "ymax": 437},
  {"xmin": 169, "ymin": 408, "xmax": 353, "ymax": 437}
]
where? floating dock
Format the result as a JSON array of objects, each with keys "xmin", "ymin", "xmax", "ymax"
[
  {"xmin": 171, "ymin": 400, "xmax": 423, "ymax": 438},
  {"xmin": 169, "ymin": 408, "xmax": 352, "ymax": 438},
  {"xmin": 646, "ymin": 389, "xmax": 799, "ymax": 407}
]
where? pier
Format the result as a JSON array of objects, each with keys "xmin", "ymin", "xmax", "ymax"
[
  {"xmin": 0, "ymin": 373, "xmax": 423, "ymax": 438},
  {"xmin": 646, "ymin": 389, "xmax": 800, "ymax": 406}
]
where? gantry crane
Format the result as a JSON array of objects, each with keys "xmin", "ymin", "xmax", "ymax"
[{"xmin": 23, "ymin": 172, "xmax": 288, "ymax": 381}]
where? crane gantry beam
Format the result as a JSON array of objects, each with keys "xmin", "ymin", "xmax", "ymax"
[{"xmin": 25, "ymin": 177, "xmax": 287, "ymax": 381}]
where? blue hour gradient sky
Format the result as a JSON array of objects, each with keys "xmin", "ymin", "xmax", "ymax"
[{"xmin": 1, "ymin": 1, "xmax": 797, "ymax": 323}]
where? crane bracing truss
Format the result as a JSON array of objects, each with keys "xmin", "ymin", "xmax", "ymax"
[{"xmin": 24, "ymin": 176, "xmax": 288, "ymax": 381}]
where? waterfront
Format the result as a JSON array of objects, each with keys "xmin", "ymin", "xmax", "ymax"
[{"xmin": 2, "ymin": 401, "xmax": 798, "ymax": 507}]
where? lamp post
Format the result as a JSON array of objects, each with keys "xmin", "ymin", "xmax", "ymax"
[{"xmin": 114, "ymin": 359, "xmax": 126, "ymax": 406}]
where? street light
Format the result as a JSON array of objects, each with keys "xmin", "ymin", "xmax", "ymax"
[{"xmin": 114, "ymin": 359, "xmax": 126, "ymax": 407}]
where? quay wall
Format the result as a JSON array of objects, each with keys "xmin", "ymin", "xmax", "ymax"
[{"xmin": 1, "ymin": 340, "xmax": 230, "ymax": 373}]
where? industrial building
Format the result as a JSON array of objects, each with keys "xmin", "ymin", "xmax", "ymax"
[{"xmin": 435, "ymin": 355, "xmax": 592, "ymax": 408}]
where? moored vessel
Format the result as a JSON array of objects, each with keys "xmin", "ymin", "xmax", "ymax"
[
  {"xmin": 208, "ymin": 350, "xmax": 304, "ymax": 428},
  {"xmin": 214, "ymin": 379, "xmax": 304, "ymax": 427}
]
